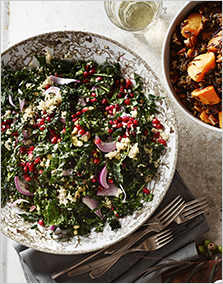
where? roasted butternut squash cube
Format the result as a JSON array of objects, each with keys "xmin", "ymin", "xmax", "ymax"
[
  {"xmin": 199, "ymin": 110, "xmax": 210, "ymax": 123},
  {"xmin": 191, "ymin": 85, "xmax": 221, "ymax": 105},
  {"xmin": 188, "ymin": 52, "xmax": 216, "ymax": 82},
  {"xmin": 181, "ymin": 13, "xmax": 204, "ymax": 38},
  {"xmin": 219, "ymin": 111, "xmax": 222, "ymax": 129},
  {"xmin": 207, "ymin": 31, "xmax": 222, "ymax": 52}
]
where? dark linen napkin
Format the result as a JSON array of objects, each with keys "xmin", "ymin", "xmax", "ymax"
[{"xmin": 13, "ymin": 171, "xmax": 209, "ymax": 283}]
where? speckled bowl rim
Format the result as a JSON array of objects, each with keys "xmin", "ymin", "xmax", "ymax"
[
  {"xmin": 162, "ymin": 1, "xmax": 222, "ymax": 133},
  {"xmin": 1, "ymin": 30, "xmax": 178, "ymax": 254}
]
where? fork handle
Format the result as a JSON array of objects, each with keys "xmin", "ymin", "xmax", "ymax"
[
  {"xmin": 89, "ymin": 227, "xmax": 154, "ymax": 278},
  {"xmin": 105, "ymin": 226, "xmax": 154, "ymax": 255},
  {"xmin": 67, "ymin": 248, "xmax": 137, "ymax": 277}
]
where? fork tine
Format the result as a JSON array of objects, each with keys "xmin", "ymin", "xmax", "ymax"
[
  {"xmin": 158, "ymin": 197, "xmax": 184, "ymax": 222},
  {"xmin": 152, "ymin": 229, "xmax": 171, "ymax": 238},
  {"xmin": 159, "ymin": 201, "xmax": 185, "ymax": 227},
  {"xmin": 183, "ymin": 199, "xmax": 208, "ymax": 213},
  {"xmin": 182, "ymin": 203, "xmax": 210, "ymax": 217},
  {"xmin": 182, "ymin": 206, "xmax": 210, "ymax": 221},
  {"xmin": 184, "ymin": 197, "xmax": 207, "ymax": 208},
  {"xmin": 156, "ymin": 236, "xmax": 174, "ymax": 249},
  {"xmin": 155, "ymin": 195, "xmax": 182, "ymax": 218},
  {"xmin": 156, "ymin": 232, "xmax": 173, "ymax": 244}
]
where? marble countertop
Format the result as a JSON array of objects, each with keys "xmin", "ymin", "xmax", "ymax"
[{"xmin": 1, "ymin": 1, "xmax": 222, "ymax": 283}]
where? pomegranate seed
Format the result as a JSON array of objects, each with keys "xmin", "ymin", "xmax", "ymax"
[
  {"xmin": 117, "ymin": 123, "xmax": 123, "ymax": 128},
  {"xmin": 23, "ymin": 166, "xmax": 28, "ymax": 173},
  {"xmin": 143, "ymin": 130, "xmax": 148, "ymax": 136},
  {"xmin": 115, "ymin": 213, "xmax": 120, "ymax": 218},
  {"xmin": 38, "ymin": 219, "xmax": 44, "ymax": 226},
  {"xmin": 133, "ymin": 119, "xmax": 139, "ymax": 126},
  {"xmin": 117, "ymin": 93, "xmax": 122, "ymax": 98},
  {"xmin": 72, "ymin": 118, "xmax": 78, "ymax": 122},
  {"xmin": 57, "ymin": 138, "xmax": 62, "ymax": 143},
  {"xmin": 38, "ymin": 118, "xmax": 45, "ymax": 126},
  {"xmin": 108, "ymin": 129, "xmax": 113, "ymax": 134},
  {"xmin": 1, "ymin": 125, "xmax": 6, "ymax": 131},
  {"xmin": 83, "ymin": 71, "xmax": 88, "ymax": 77},
  {"xmin": 118, "ymin": 136, "xmax": 122, "ymax": 142},
  {"xmin": 78, "ymin": 129, "xmax": 85, "ymax": 135},
  {"xmin": 96, "ymin": 76, "xmax": 102, "ymax": 81},
  {"xmin": 93, "ymin": 158, "xmax": 100, "ymax": 164},
  {"xmin": 34, "ymin": 157, "xmax": 40, "ymax": 164},
  {"xmin": 54, "ymin": 74, "xmax": 58, "ymax": 77},
  {"xmin": 130, "ymin": 93, "xmax": 134, "ymax": 98},
  {"xmin": 45, "ymin": 85, "xmax": 50, "ymax": 90},
  {"xmin": 152, "ymin": 118, "xmax": 160, "ymax": 126},
  {"xmin": 124, "ymin": 99, "xmax": 130, "ymax": 105},
  {"xmin": 154, "ymin": 131, "xmax": 160, "ymax": 138},
  {"xmin": 76, "ymin": 111, "xmax": 82, "ymax": 116},
  {"xmin": 39, "ymin": 170, "xmax": 44, "ymax": 174},
  {"xmin": 51, "ymin": 137, "xmax": 57, "ymax": 144},
  {"xmin": 91, "ymin": 92, "xmax": 97, "ymax": 97},
  {"xmin": 158, "ymin": 138, "xmax": 167, "ymax": 146},
  {"xmin": 143, "ymin": 188, "xmax": 150, "ymax": 194},
  {"xmin": 108, "ymin": 178, "xmax": 113, "ymax": 183},
  {"xmin": 29, "ymin": 146, "xmax": 35, "ymax": 152},
  {"xmin": 91, "ymin": 98, "xmax": 97, "ymax": 103},
  {"xmin": 23, "ymin": 174, "xmax": 28, "ymax": 178},
  {"xmin": 75, "ymin": 124, "xmax": 82, "ymax": 130},
  {"xmin": 122, "ymin": 116, "xmax": 129, "ymax": 123},
  {"xmin": 156, "ymin": 123, "xmax": 164, "ymax": 129},
  {"xmin": 102, "ymin": 99, "xmax": 108, "ymax": 105},
  {"xmin": 86, "ymin": 65, "xmax": 90, "ymax": 71},
  {"xmin": 132, "ymin": 131, "xmax": 136, "ymax": 136},
  {"xmin": 62, "ymin": 128, "xmax": 66, "ymax": 133},
  {"xmin": 125, "ymin": 78, "xmax": 132, "ymax": 87},
  {"xmin": 82, "ymin": 107, "xmax": 89, "ymax": 113},
  {"xmin": 127, "ymin": 122, "xmax": 132, "ymax": 129},
  {"xmin": 71, "ymin": 114, "xmax": 76, "ymax": 119},
  {"xmin": 11, "ymin": 131, "xmax": 18, "ymax": 136},
  {"xmin": 83, "ymin": 79, "xmax": 89, "ymax": 84},
  {"xmin": 25, "ymin": 176, "xmax": 32, "ymax": 182},
  {"xmin": 20, "ymin": 146, "xmax": 27, "ymax": 154},
  {"xmin": 39, "ymin": 125, "xmax": 45, "ymax": 131},
  {"xmin": 89, "ymin": 69, "xmax": 95, "ymax": 76},
  {"xmin": 109, "ymin": 120, "xmax": 113, "ymax": 125},
  {"xmin": 95, "ymin": 138, "xmax": 101, "ymax": 145},
  {"xmin": 91, "ymin": 178, "xmax": 97, "ymax": 183},
  {"xmin": 120, "ymin": 85, "xmax": 124, "ymax": 93}
]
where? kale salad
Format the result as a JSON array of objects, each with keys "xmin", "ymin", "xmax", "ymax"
[{"xmin": 1, "ymin": 54, "xmax": 168, "ymax": 237}]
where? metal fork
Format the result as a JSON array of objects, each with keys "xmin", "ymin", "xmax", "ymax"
[
  {"xmin": 51, "ymin": 195, "xmax": 184, "ymax": 280},
  {"xmin": 90, "ymin": 196, "xmax": 210, "ymax": 278},
  {"xmin": 67, "ymin": 229, "xmax": 173, "ymax": 277}
]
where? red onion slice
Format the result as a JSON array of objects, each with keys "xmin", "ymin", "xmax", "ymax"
[
  {"xmin": 82, "ymin": 196, "xmax": 103, "ymax": 220},
  {"xmin": 50, "ymin": 75, "xmax": 80, "ymax": 85},
  {"xmin": 95, "ymin": 135, "xmax": 116, "ymax": 153},
  {"xmin": 9, "ymin": 198, "xmax": 29, "ymax": 208},
  {"xmin": 99, "ymin": 164, "xmax": 109, "ymax": 189},
  {"xmin": 9, "ymin": 94, "xmax": 16, "ymax": 107},
  {"xmin": 14, "ymin": 176, "xmax": 34, "ymax": 196},
  {"xmin": 18, "ymin": 98, "xmax": 25, "ymax": 112},
  {"xmin": 97, "ymin": 183, "xmax": 120, "ymax": 196},
  {"xmin": 42, "ymin": 86, "xmax": 60, "ymax": 96}
]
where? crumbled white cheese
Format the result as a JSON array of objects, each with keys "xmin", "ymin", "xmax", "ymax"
[
  {"xmin": 45, "ymin": 49, "xmax": 53, "ymax": 64},
  {"xmin": 128, "ymin": 143, "xmax": 139, "ymax": 160},
  {"xmin": 116, "ymin": 137, "xmax": 130, "ymax": 151},
  {"xmin": 105, "ymin": 150, "xmax": 121, "ymax": 160},
  {"xmin": 37, "ymin": 76, "xmax": 53, "ymax": 91},
  {"xmin": 130, "ymin": 109, "xmax": 137, "ymax": 118}
]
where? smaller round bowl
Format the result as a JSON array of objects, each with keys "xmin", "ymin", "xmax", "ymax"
[{"xmin": 162, "ymin": 1, "xmax": 222, "ymax": 133}]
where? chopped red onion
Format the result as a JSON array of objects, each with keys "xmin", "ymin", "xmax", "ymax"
[
  {"xmin": 9, "ymin": 198, "xmax": 29, "ymax": 208},
  {"xmin": 99, "ymin": 164, "xmax": 109, "ymax": 189},
  {"xmin": 50, "ymin": 75, "xmax": 80, "ymax": 85},
  {"xmin": 82, "ymin": 196, "xmax": 103, "ymax": 220},
  {"xmin": 22, "ymin": 128, "xmax": 29, "ymax": 138},
  {"xmin": 49, "ymin": 225, "xmax": 56, "ymax": 231},
  {"xmin": 95, "ymin": 135, "xmax": 116, "ymax": 153},
  {"xmin": 18, "ymin": 98, "xmax": 25, "ymax": 112},
  {"xmin": 60, "ymin": 118, "xmax": 66, "ymax": 124},
  {"xmin": 97, "ymin": 183, "xmax": 120, "ymax": 196},
  {"xmin": 14, "ymin": 176, "xmax": 34, "ymax": 196},
  {"xmin": 8, "ymin": 94, "xmax": 16, "ymax": 107}
]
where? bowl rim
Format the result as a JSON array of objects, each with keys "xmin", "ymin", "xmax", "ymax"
[
  {"xmin": 1, "ymin": 30, "xmax": 179, "ymax": 254},
  {"xmin": 162, "ymin": 1, "xmax": 222, "ymax": 133}
]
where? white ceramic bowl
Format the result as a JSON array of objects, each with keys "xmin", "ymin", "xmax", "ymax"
[
  {"xmin": 162, "ymin": 1, "xmax": 222, "ymax": 133},
  {"xmin": 1, "ymin": 31, "xmax": 178, "ymax": 254}
]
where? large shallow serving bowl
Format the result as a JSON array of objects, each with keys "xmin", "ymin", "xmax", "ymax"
[
  {"xmin": 162, "ymin": 1, "xmax": 222, "ymax": 133},
  {"xmin": 1, "ymin": 31, "xmax": 178, "ymax": 254}
]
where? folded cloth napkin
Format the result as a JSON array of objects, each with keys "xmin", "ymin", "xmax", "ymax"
[{"xmin": 13, "ymin": 171, "xmax": 209, "ymax": 283}]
